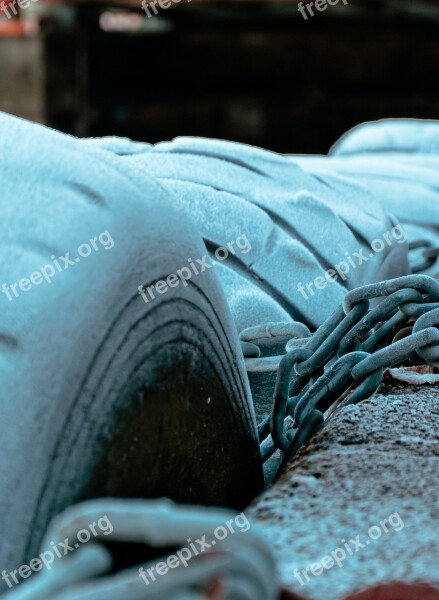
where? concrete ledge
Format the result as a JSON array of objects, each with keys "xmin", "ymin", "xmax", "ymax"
[{"xmin": 249, "ymin": 386, "xmax": 439, "ymax": 599}]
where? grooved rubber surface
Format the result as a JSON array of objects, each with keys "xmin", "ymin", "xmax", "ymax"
[{"xmin": 0, "ymin": 112, "xmax": 263, "ymax": 583}]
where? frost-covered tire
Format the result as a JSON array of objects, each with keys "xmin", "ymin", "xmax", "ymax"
[{"xmin": 0, "ymin": 114, "xmax": 263, "ymax": 579}]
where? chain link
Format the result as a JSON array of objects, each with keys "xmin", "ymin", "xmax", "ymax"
[
  {"xmin": 409, "ymin": 240, "xmax": 439, "ymax": 273},
  {"xmin": 4, "ymin": 500, "xmax": 277, "ymax": 600},
  {"xmin": 243, "ymin": 274, "xmax": 439, "ymax": 467}
]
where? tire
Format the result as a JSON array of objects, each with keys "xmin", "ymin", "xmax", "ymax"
[
  {"xmin": 0, "ymin": 113, "xmax": 263, "ymax": 580},
  {"xmin": 124, "ymin": 136, "xmax": 410, "ymax": 333}
]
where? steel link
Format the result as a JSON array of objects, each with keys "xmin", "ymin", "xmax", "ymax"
[
  {"xmin": 409, "ymin": 240, "xmax": 433, "ymax": 251},
  {"xmin": 239, "ymin": 321, "xmax": 311, "ymax": 342},
  {"xmin": 288, "ymin": 374, "xmax": 312, "ymax": 410},
  {"xmin": 294, "ymin": 352, "xmax": 370, "ymax": 427},
  {"xmin": 343, "ymin": 275, "xmax": 439, "ymax": 313},
  {"xmin": 260, "ymin": 416, "xmax": 295, "ymax": 462},
  {"xmin": 271, "ymin": 348, "xmax": 313, "ymax": 452},
  {"xmin": 258, "ymin": 415, "xmax": 271, "ymax": 442},
  {"xmin": 285, "ymin": 337, "xmax": 313, "ymax": 353},
  {"xmin": 242, "ymin": 321, "xmax": 311, "ymax": 373},
  {"xmin": 408, "ymin": 239, "xmax": 438, "ymax": 273},
  {"xmin": 413, "ymin": 306, "xmax": 439, "ymax": 330},
  {"xmin": 351, "ymin": 328, "xmax": 439, "ymax": 380},
  {"xmin": 302, "ymin": 305, "xmax": 346, "ymax": 353},
  {"xmin": 9, "ymin": 500, "xmax": 278, "ymax": 600},
  {"xmin": 423, "ymin": 246, "xmax": 439, "ymax": 261},
  {"xmin": 360, "ymin": 309, "xmax": 408, "ymax": 353},
  {"xmin": 295, "ymin": 302, "xmax": 369, "ymax": 377},
  {"xmin": 241, "ymin": 341, "xmax": 261, "ymax": 358},
  {"xmin": 400, "ymin": 301, "xmax": 439, "ymax": 318},
  {"xmin": 281, "ymin": 409, "xmax": 324, "ymax": 467},
  {"xmin": 244, "ymin": 356, "xmax": 286, "ymax": 373},
  {"xmin": 413, "ymin": 307, "xmax": 439, "ymax": 365},
  {"xmin": 338, "ymin": 288, "xmax": 423, "ymax": 356},
  {"xmin": 345, "ymin": 366, "xmax": 383, "ymax": 406},
  {"xmin": 254, "ymin": 274, "xmax": 439, "ymax": 466}
]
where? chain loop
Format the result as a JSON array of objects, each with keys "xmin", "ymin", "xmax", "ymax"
[
  {"xmin": 271, "ymin": 348, "xmax": 313, "ymax": 452},
  {"xmin": 294, "ymin": 352, "xmax": 370, "ymax": 427},
  {"xmin": 412, "ymin": 307, "xmax": 439, "ymax": 365},
  {"xmin": 244, "ymin": 274, "xmax": 439, "ymax": 468},
  {"xmin": 338, "ymin": 288, "xmax": 423, "ymax": 356},
  {"xmin": 408, "ymin": 239, "xmax": 439, "ymax": 273},
  {"xmin": 343, "ymin": 275, "xmax": 439, "ymax": 313}
]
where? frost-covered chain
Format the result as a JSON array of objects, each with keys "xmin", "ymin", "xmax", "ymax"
[
  {"xmin": 408, "ymin": 239, "xmax": 439, "ymax": 274},
  {"xmin": 3, "ymin": 500, "xmax": 277, "ymax": 600},
  {"xmin": 241, "ymin": 275, "xmax": 439, "ymax": 464}
]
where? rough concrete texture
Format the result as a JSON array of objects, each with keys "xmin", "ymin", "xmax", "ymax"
[{"xmin": 248, "ymin": 385, "xmax": 439, "ymax": 600}]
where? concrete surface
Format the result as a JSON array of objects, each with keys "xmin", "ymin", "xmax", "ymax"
[{"xmin": 249, "ymin": 384, "xmax": 439, "ymax": 600}]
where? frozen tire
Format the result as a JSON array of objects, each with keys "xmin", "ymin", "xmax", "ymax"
[{"xmin": 0, "ymin": 113, "xmax": 263, "ymax": 580}]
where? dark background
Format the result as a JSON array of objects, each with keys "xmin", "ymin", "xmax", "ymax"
[{"xmin": 1, "ymin": 0, "xmax": 439, "ymax": 153}]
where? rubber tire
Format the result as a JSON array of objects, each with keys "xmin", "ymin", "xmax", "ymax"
[{"xmin": 0, "ymin": 114, "xmax": 263, "ymax": 578}]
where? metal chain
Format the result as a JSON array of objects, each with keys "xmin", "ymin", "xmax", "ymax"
[
  {"xmin": 241, "ymin": 274, "xmax": 439, "ymax": 467},
  {"xmin": 409, "ymin": 239, "xmax": 439, "ymax": 273},
  {"xmin": 4, "ymin": 500, "xmax": 277, "ymax": 600}
]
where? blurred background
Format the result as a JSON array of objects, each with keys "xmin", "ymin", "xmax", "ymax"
[{"xmin": 1, "ymin": 0, "xmax": 438, "ymax": 154}]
